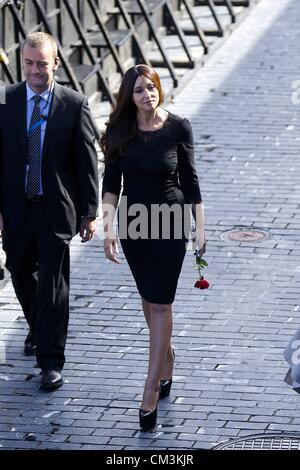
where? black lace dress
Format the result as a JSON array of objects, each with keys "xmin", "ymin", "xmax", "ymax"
[{"xmin": 102, "ymin": 112, "xmax": 202, "ymax": 304}]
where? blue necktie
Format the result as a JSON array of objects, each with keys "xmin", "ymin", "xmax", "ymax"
[{"xmin": 26, "ymin": 95, "xmax": 42, "ymax": 198}]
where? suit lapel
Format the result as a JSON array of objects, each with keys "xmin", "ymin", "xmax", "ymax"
[
  {"xmin": 15, "ymin": 82, "xmax": 27, "ymax": 158},
  {"xmin": 42, "ymin": 82, "xmax": 66, "ymax": 159}
]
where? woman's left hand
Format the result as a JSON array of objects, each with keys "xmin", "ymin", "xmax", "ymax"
[{"xmin": 192, "ymin": 230, "xmax": 206, "ymax": 256}]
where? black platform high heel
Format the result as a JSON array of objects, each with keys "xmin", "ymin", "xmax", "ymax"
[
  {"xmin": 139, "ymin": 406, "xmax": 158, "ymax": 432},
  {"xmin": 159, "ymin": 347, "xmax": 175, "ymax": 399},
  {"xmin": 139, "ymin": 387, "xmax": 159, "ymax": 431},
  {"xmin": 159, "ymin": 379, "xmax": 172, "ymax": 399}
]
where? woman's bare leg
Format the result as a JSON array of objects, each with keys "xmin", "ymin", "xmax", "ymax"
[
  {"xmin": 141, "ymin": 298, "xmax": 174, "ymax": 382},
  {"xmin": 141, "ymin": 303, "xmax": 173, "ymax": 411},
  {"xmin": 141, "ymin": 298, "xmax": 151, "ymax": 328}
]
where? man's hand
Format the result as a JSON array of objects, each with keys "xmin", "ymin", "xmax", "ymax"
[
  {"xmin": 80, "ymin": 217, "xmax": 96, "ymax": 243},
  {"xmin": 0, "ymin": 212, "xmax": 3, "ymax": 231}
]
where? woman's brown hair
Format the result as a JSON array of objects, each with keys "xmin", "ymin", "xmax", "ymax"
[{"xmin": 100, "ymin": 64, "xmax": 164, "ymax": 162}]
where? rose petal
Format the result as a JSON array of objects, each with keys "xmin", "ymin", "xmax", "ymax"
[{"xmin": 199, "ymin": 279, "xmax": 209, "ymax": 289}]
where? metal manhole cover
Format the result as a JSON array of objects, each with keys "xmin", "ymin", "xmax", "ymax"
[
  {"xmin": 213, "ymin": 433, "xmax": 300, "ymax": 450},
  {"xmin": 220, "ymin": 227, "xmax": 270, "ymax": 242}
]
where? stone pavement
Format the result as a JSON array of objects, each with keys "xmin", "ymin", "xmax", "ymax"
[{"xmin": 1, "ymin": 0, "xmax": 300, "ymax": 451}]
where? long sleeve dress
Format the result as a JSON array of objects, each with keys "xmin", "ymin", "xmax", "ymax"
[{"xmin": 102, "ymin": 112, "xmax": 202, "ymax": 304}]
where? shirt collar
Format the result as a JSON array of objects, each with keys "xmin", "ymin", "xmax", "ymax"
[{"xmin": 26, "ymin": 82, "xmax": 53, "ymax": 103}]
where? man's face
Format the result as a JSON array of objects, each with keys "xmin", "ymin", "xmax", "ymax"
[{"xmin": 22, "ymin": 44, "xmax": 59, "ymax": 93}]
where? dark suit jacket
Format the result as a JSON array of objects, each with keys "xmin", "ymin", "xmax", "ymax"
[{"xmin": 0, "ymin": 81, "xmax": 99, "ymax": 239}]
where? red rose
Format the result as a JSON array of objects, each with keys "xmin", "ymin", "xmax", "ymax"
[
  {"xmin": 194, "ymin": 277, "xmax": 209, "ymax": 289},
  {"xmin": 194, "ymin": 250, "xmax": 209, "ymax": 290}
]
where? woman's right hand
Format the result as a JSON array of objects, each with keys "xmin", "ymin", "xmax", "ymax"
[{"xmin": 104, "ymin": 235, "xmax": 120, "ymax": 264}]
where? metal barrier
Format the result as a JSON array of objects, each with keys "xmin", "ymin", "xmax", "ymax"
[{"xmin": 0, "ymin": 0, "xmax": 259, "ymax": 110}]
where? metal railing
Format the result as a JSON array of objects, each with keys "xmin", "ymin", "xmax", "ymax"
[{"xmin": 0, "ymin": 0, "xmax": 260, "ymax": 107}]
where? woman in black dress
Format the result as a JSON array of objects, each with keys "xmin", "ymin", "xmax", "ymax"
[{"xmin": 101, "ymin": 65, "xmax": 206, "ymax": 431}]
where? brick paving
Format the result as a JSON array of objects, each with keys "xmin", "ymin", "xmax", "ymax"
[{"xmin": 1, "ymin": 0, "xmax": 300, "ymax": 450}]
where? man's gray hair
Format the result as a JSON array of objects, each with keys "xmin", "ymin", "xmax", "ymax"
[{"xmin": 22, "ymin": 32, "xmax": 58, "ymax": 58}]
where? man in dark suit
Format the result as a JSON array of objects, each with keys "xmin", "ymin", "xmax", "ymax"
[{"xmin": 0, "ymin": 32, "xmax": 99, "ymax": 389}]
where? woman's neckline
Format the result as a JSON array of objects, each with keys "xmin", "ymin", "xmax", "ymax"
[{"xmin": 138, "ymin": 111, "xmax": 171, "ymax": 134}]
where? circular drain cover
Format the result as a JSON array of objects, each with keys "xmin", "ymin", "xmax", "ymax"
[
  {"xmin": 221, "ymin": 227, "xmax": 269, "ymax": 242},
  {"xmin": 213, "ymin": 433, "xmax": 300, "ymax": 450}
]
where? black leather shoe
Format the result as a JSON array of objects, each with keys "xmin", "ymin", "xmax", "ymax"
[
  {"xmin": 40, "ymin": 370, "xmax": 63, "ymax": 390},
  {"xmin": 24, "ymin": 331, "xmax": 37, "ymax": 356}
]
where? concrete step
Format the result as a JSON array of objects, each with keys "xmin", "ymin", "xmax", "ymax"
[
  {"xmin": 147, "ymin": 34, "xmax": 206, "ymax": 65},
  {"xmin": 55, "ymin": 63, "xmax": 101, "ymax": 98}
]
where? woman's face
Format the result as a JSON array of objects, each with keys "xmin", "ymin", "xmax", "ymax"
[{"xmin": 132, "ymin": 74, "xmax": 160, "ymax": 112}]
